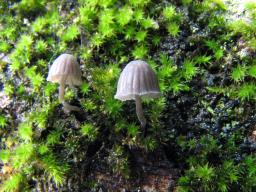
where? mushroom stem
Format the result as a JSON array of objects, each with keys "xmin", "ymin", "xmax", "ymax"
[
  {"xmin": 58, "ymin": 79, "xmax": 65, "ymax": 103},
  {"xmin": 58, "ymin": 76, "xmax": 80, "ymax": 112},
  {"xmin": 135, "ymin": 95, "xmax": 146, "ymax": 128},
  {"xmin": 63, "ymin": 102, "xmax": 80, "ymax": 112}
]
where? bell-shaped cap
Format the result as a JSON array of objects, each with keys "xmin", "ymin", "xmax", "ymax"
[
  {"xmin": 47, "ymin": 54, "xmax": 82, "ymax": 86},
  {"xmin": 115, "ymin": 60, "xmax": 161, "ymax": 101}
]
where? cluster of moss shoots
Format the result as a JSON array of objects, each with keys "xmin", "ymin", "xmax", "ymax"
[{"xmin": 0, "ymin": 0, "xmax": 255, "ymax": 191}]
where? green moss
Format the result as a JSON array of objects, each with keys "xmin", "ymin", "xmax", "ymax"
[
  {"xmin": 61, "ymin": 25, "xmax": 80, "ymax": 42},
  {"xmin": 0, "ymin": 173, "xmax": 24, "ymax": 192},
  {"xmin": 12, "ymin": 143, "xmax": 34, "ymax": 169},
  {"xmin": 182, "ymin": 59, "xmax": 198, "ymax": 80},
  {"xmin": 248, "ymin": 64, "xmax": 256, "ymax": 78},
  {"xmin": 116, "ymin": 6, "xmax": 133, "ymax": 26},
  {"xmin": 18, "ymin": 123, "xmax": 33, "ymax": 142},
  {"xmin": 238, "ymin": 83, "xmax": 255, "ymax": 101},
  {"xmin": 135, "ymin": 31, "xmax": 147, "ymax": 42},
  {"xmin": 80, "ymin": 123, "xmax": 98, "ymax": 141},
  {"xmin": 0, "ymin": 0, "xmax": 256, "ymax": 191},
  {"xmin": 14, "ymin": 0, "xmax": 46, "ymax": 14},
  {"xmin": 162, "ymin": 6, "xmax": 177, "ymax": 20},
  {"xmin": 231, "ymin": 65, "xmax": 246, "ymax": 82},
  {"xmin": 0, "ymin": 41, "xmax": 11, "ymax": 53},
  {"xmin": 0, "ymin": 150, "xmax": 11, "ymax": 164},
  {"xmin": 3, "ymin": 83, "xmax": 14, "ymax": 96},
  {"xmin": 132, "ymin": 44, "xmax": 148, "ymax": 59},
  {"xmin": 0, "ymin": 115, "xmax": 7, "ymax": 128},
  {"xmin": 31, "ymin": 17, "xmax": 47, "ymax": 33},
  {"xmin": 141, "ymin": 17, "xmax": 157, "ymax": 29},
  {"xmin": 25, "ymin": 66, "xmax": 44, "ymax": 92},
  {"xmin": 126, "ymin": 123, "xmax": 139, "ymax": 137},
  {"xmin": 41, "ymin": 153, "xmax": 69, "ymax": 186},
  {"xmin": 35, "ymin": 40, "xmax": 47, "ymax": 53},
  {"xmin": 167, "ymin": 22, "xmax": 180, "ymax": 37}
]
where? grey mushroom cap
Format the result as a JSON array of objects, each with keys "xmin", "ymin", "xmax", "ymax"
[
  {"xmin": 47, "ymin": 53, "xmax": 82, "ymax": 86},
  {"xmin": 115, "ymin": 60, "xmax": 161, "ymax": 101}
]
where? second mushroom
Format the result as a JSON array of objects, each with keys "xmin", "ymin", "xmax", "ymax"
[
  {"xmin": 47, "ymin": 53, "xmax": 82, "ymax": 112},
  {"xmin": 115, "ymin": 60, "xmax": 161, "ymax": 128}
]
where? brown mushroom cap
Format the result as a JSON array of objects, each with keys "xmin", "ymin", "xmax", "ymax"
[
  {"xmin": 47, "ymin": 53, "xmax": 82, "ymax": 86},
  {"xmin": 115, "ymin": 60, "xmax": 161, "ymax": 101}
]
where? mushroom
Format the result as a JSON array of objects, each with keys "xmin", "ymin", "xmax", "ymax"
[
  {"xmin": 115, "ymin": 60, "xmax": 161, "ymax": 127},
  {"xmin": 47, "ymin": 53, "xmax": 82, "ymax": 112}
]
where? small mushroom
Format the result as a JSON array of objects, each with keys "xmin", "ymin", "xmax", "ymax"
[
  {"xmin": 115, "ymin": 60, "xmax": 161, "ymax": 127},
  {"xmin": 47, "ymin": 53, "xmax": 82, "ymax": 112}
]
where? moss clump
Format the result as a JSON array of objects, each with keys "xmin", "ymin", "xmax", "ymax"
[{"xmin": 0, "ymin": 0, "xmax": 255, "ymax": 191}]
